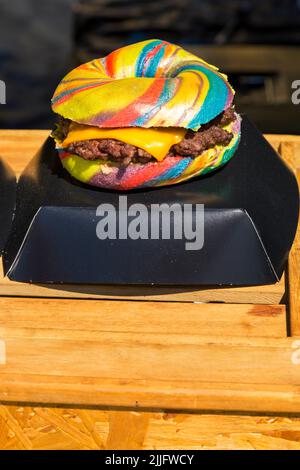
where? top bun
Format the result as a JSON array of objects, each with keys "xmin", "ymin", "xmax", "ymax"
[{"xmin": 51, "ymin": 39, "xmax": 234, "ymax": 132}]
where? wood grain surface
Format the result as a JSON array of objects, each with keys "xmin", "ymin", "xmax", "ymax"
[
  {"xmin": 0, "ymin": 297, "xmax": 287, "ymax": 338},
  {"xmin": 0, "ymin": 297, "xmax": 298, "ymax": 414},
  {"xmin": 1, "ymin": 407, "xmax": 300, "ymax": 450},
  {"xmin": 0, "ymin": 130, "xmax": 286, "ymax": 304},
  {"xmin": 0, "ymin": 264, "xmax": 285, "ymax": 304},
  {"xmin": 0, "ymin": 130, "xmax": 299, "ymax": 450}
]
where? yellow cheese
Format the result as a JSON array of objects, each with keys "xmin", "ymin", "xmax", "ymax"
[{"xmin": 61, "ymin": 123, "xmax": 186, "ymax": 161}]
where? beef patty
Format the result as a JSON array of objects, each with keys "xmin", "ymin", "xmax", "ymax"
[{"xmin": 63, "ymin": 107, "xmax": 236, "ymax": 165}]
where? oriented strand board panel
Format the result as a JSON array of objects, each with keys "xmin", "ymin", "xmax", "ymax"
[{"xmin": 1, "ymin": 407, "xmax": 300, "ymax": 450}]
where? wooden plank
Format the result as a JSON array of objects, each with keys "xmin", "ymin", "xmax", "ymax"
[
  {"xmin": 278, "ymin": 142, "xmax": 300, "ymax": 336},
  {"xmin": 0, "ymin": 297, "xmax": 286, "ymax": 338},
  {"xmin": 0, "ymin": 130, "xmax": 299, "ymax": 446},
  {"xmin": 1, "ymin": 299, "xmax": 300, "ymax": 414},
  {"xmin": 0, "ymin": 130, "xmax": 49, "ymax": 177},
  {"xmin": 3, "ymin": 373, "xmax": 300, "ymax": 414},
  {"xmin": 268, "ymin": 134, "xmax": 300, "ymax": 146},
  {"xmin": 279, "ymin": 141, "xmax": 300, "ymax": 172},
  {"xmin": 289, "ymin": 214, "xmax": 300, "ymax": 336},
  {"xmin": 287, "ymin": 167, "xmax": 300, "ymax": 336},
  {"xmin": 0, "ymin": 265, "xmax": 285, "ymax": 304},
  {"xmin": 2, "ymin": 334, "xmax": 298, "ymax": 384},
  {"xmin": 2, "ymin": 406, "xmax": 300, "ymax": 450},
  {"xmin": 1, "ymin": 339, "xmax": 300, "ymax": 413},
  {"xmin": 0, "ymin": 130, "xmax": 287, "ymax": 304}
]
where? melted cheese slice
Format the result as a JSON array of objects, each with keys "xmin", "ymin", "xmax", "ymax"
[{"xmin": 61, "ymin": 123, "xmax": 186, "ymax": 161}]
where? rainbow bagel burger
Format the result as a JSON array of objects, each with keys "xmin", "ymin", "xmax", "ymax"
[{"xmin": 51, "ymin": 39, "xmax": 241, "ymax": 190}]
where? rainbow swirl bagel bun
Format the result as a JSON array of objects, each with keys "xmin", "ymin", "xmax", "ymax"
[{"xmin": 51, "ymin": 39, "xmax": 241, "ymax": 190}]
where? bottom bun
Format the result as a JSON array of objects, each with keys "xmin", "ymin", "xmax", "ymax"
[{"xmin": 57, "ymin": 116, "xmax": 241, "ymax": 190}]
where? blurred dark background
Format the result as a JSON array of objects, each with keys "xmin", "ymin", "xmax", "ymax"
[{"xmin": 0, "ymin": 0, "xmax": 300, "ymax": 133}]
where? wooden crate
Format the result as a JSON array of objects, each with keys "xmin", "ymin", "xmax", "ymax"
[{"xmin": 0, "ymin": 130, "xmax": 299, "ymax": 450}]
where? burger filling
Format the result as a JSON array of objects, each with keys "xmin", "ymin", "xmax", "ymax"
[{"xmin": 53, "ymin": 107, "xmax": 236, "ymax": 165}]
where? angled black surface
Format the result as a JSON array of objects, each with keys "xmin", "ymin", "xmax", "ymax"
[
  {"xmin": 3, "ymin": 117, "xmax": 299, "ymax": 285},
  {"xmin": 0, "ymin": 158, "xmax": 16, "ymax": 255}
]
